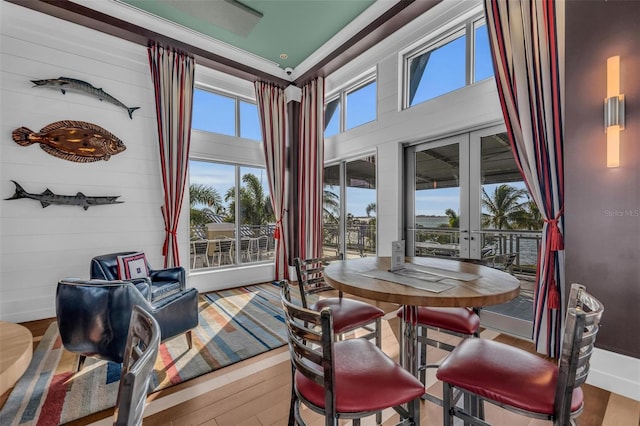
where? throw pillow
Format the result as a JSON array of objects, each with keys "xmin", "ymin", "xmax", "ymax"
[{"xmin": 116, "ymin": 252, "xmax": 150, "ymax": 280}]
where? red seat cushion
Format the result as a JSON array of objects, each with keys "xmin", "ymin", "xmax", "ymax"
[
  {"xmin": 311, "ymin": 298, "xmax": 384, "ymax": 335},
  {"xmin": 397, "ymin": 306, "xmax": 480, "ymax": 335},
  {"xmin": 436, "ymin": 338, "xmax": 584, "ymax": 415},
  {"xmin": 295, "ymin": 339, "xmax": 424, "ymax": 413}
]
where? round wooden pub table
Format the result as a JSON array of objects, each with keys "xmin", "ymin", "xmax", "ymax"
[
  {"xmin": 0, "ymin": 321, "xmax": 33, "ymax": 396},
  {"xmin": 323, "ymin": 256, "xmax": 520, "ymax": 372}
]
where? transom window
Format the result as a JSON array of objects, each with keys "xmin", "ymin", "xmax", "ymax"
[
  {"xmin": 324, "ymin": 73, "xmax": 377, "ymax": 138},
  {"xmin": 192, "ymin": 88, "xmax": 261, "ymax": 141},
  {"xmin": 403, "ymin": 17, "xmax": 493, "ymax": 108}
]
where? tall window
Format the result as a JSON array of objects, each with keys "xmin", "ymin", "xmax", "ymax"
[
  {"xmin": 324, "ymin": 74, "xmax": 377, "ymax": 138},
  {"xmin": 192, "ymin": 88, "xmax": 262, "ymax": 141},
  {"xmin": 323, "ymin": 155, "xmax": 377, "ymax": 258},
  {"xmin": 404, "ymin": 17, "xmax": 493, "ymax": 108},
  {"xmin": 189, "ymin": 160, "xmax": 274, "ymax": 269}
]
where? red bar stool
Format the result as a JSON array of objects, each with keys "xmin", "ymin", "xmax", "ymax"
[
  {"xmin": 397, "ymin": 306, "xmax": 480, "ymax": 401},
  {"xmin": 280, "ymin": 281, "xmax": 424, "ymax": 426},
  {"xmin": 436, "ymin": 283, "xmax": 604, "ymax": 426},
  {"xmin": 295, "ymin": 255, "xmax": 384, "ymax": 347}
]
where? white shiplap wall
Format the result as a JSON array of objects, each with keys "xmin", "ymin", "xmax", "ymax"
[
  {"xmin": 0, "ymin": 2, "xmax": 278, "ymax": 323},
  {"xmin": 1, "ymin": 2, "xmax": 169, "ymax": 322}
]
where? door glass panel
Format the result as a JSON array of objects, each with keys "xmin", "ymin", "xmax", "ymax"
[
  {"xmin": 323, "ymin": 164, "xmax": 341, "ymax": 257},
  {"xmin": 413, "ymin": 144, "xmax": 461, "ymax": 258},
  {"xmin": 479, "ymin": 133, "xmax": 541, "ymax": 271},
  {"xmin": 346, "ymin": 156, "xmax": 376, "ymax": 258},
  {"xmin": 479, "ymin": 131, "xmax": 538, "ymax": 337}
]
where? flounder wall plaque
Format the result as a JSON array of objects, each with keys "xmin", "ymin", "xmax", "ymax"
[{"xmin": 12, "ymin": 120, "xmax": 126, "ymax": 163}]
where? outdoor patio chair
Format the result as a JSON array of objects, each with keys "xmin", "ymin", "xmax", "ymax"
[
  {"xmin": 437, "ymin": 283, "xmax": 604, "ymax": 426},
  {"xmin": 294, "ymin": 255, "xmax": 384, "ymax": 347},
  {"xmin": 191, "ymin": 239, "xmax": 210, "ymax": 268},
  {"xmin": 280, "ymin": 281, "xmax": 424, "ymax": 426},
  {"xmin": 482, "ymin": 252, "xmax": 518, "ymax": 275},
  {"xmin": 113, "ymin": 305, "xmax": 160, "ymax": 426}
]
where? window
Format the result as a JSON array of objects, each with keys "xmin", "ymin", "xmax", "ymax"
[
  {"xmin": 189, "ymin": 160, "xmax": 274, "ymax": 269},
  {"xmin": 407, "ymin": 30, "xmax": 466, "ymax": 107},
  {"xmin": 324, "ymin": 98, "xmax": 341, "ymax": 138},
  {"xmin": 324, "ymin": 74, "xmax": 377, "ymax": 138},
  {"xmin": 323, "ymin": 155, "xmax": 377, "ymax": 258},
  {"xmin": 403, "ymin": 17, "xmax": 494, "ymax": 108},
  {"xmin": 473, "ymin": 22, "xmax": 493, "ymax": 82},
  {"xmin": 192, "ymin": 88, "xmax": 262, "ymax": 141},
  {"xmin": 346, "ymin": 80, "xmax": 377, "ymax": 130}
]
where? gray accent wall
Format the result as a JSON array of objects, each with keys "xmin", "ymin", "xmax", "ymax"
[{"xmin": 565, "ymin": 0, "xmax": 640, "ymax": 359}]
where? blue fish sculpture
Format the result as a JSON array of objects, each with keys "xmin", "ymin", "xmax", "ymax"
[{"xmin": 31, "ymin": 77, "xmax": 140, "ymax": 119}]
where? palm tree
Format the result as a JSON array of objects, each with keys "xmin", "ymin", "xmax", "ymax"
[
  {"xmin": 323, "ymin": 189, "xmax": 340, "ymax": 247},
  {"xmin": 224, "ymin": 173, "xmax": 274, "ymax": 227},
  {"xmin": 365, "ymin": 202, "xmax": 376, "ymax": 217},
  {"xmin": 189, "ymin": 183, "xmax": 223, "ymax": 226},
  {"xmin": 323, "ymin": 189, "xmax": 339, "ymax": 223},
  {"xmin": 511, "ymin": 197, "xmax": 544, "ymax": 230},
  {"xmin": 482, "ymin": 184, "xmax": 527, "ymax": 230},
  {"xmin": 444, "ymin": 208, "xmax": 459, "ymax": 228}
]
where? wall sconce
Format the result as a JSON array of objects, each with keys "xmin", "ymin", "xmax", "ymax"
[{"xmin": 605, "ymin": 56, "xmax": 625, "ymax": 168}]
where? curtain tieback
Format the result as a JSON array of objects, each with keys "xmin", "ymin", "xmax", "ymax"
[
  {"xmin": 273, "ymin": 209, "xmax": 287, "ymax": 240},
  {"xmin": 274, "ymin": 218, "xmax": 282, "ymax": 240},
  {"xmin": 162, "ymin": 229, "xmax": 177, "ymax": 255},
  {"xmin": 544, "ymin": 211, "xmax": 564, "ymax": 251},
  {"xmin": 547, "ymin": 278, "xmax": 560, "ymax": 310}
]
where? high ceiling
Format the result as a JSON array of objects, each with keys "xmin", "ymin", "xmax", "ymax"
[
  {"xmin": 9, "ymin": 0, "xmax": 441, "ymax": 86},
  {"xmin": 119, "ymin": 0, "xmax": 376, "ymax": 70}
]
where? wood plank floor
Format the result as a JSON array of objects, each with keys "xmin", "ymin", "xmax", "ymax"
[{"xmin": 3, "ymin": 301, "xmax": 639, "ymax": 426}]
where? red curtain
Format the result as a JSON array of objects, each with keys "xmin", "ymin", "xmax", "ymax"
[
  {"xmin": 297, "ymin": 78, "xmax": 325, "ymax": 260},
  {"xmin": 484, "ymin": 0, "xmax": 565, "ymax": 357},
  {"xmin": 254, "ymin": 82, "xmax": 289, "ymax": 280},
  {"xmin": 148, "ymin": 43, "xmax": 195, "ymax": 267}
]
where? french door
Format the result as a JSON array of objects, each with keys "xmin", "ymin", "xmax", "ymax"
[
  {"xmin": 405, "ymin": 133, "xmax": 482, "ymax": 260},
  {"xmin": 405, "ymin": 124, "xmax": 535, "ymax": 339}
]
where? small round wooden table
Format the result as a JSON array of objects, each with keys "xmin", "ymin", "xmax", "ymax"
[
  {"xmin": 324, "ymin": 256, "xmax": 520, "ymax": 423},
  {"xmin": 0, "ymin": 321, "xmax": 33, "ymax": 396}
]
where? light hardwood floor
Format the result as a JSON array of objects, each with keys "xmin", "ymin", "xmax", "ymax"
[{"xmin": 4, "ymin": 302, "xmax": 639, "ymax": 426}]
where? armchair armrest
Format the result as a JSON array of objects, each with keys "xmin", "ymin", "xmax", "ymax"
[
  {"xmin": 130, "ymin": 277, "xmax": 152, "ymax": 301},
  {"xmin": 150, "ymin": 266, "xmax": 185, "ymax": 290},
  {"xmin": 149, "ymin": 287, "xmax": 199, "ymax": 339}
]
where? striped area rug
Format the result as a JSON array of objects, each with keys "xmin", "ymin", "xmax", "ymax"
[{"xmin": 0, "ymin": 282, "xmax": 297, "ymax": 426}]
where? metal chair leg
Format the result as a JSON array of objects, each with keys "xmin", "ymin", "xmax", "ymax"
[
  {"xmin": 442, "ymin": 382, "xmax": 453, "ymax": 426},
  {"xmin": 186, "ymin": 330, "xmax": 193, "ymax": 349}
]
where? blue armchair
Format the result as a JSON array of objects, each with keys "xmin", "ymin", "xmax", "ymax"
[
  {"xmin": 56, "ymin": 278, "xmax": 198, "ymax": 370},
  {"xmin": 90, "ymin": 252, "xmax": 185, "ymax": 301}
]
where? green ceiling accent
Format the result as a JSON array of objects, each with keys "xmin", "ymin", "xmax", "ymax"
[{"xmin": 120, "ymin": 0, "xmax": 376, "ymax": 69}]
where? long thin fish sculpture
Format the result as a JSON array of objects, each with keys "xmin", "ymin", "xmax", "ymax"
[
  {"xmin": 5, "ymin": 181, "xmax": 123, "ymax": 210},
  {"xmin": 31, "ymin": 77, "xmax": 140, "ymax": 119},
  {"xmin": 12, "ymin": 120, "xmax": 126, "ymax": 163}
]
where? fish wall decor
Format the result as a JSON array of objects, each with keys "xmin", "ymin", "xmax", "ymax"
[
  {"xmin": 31, "ymin": 77, "xmax": 140, "ymax": 119},
  {"xmin": 12, "ymin": 120, "xmax": 126, "ymax": 163},
  {"xmin": 5, "ymin": 181, "xmax": 123, "ymax": 210}
]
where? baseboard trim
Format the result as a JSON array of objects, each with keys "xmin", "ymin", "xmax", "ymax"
[{"xmin": 588, "ymin": 348, "xmax": 640, "ymax": 401}]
